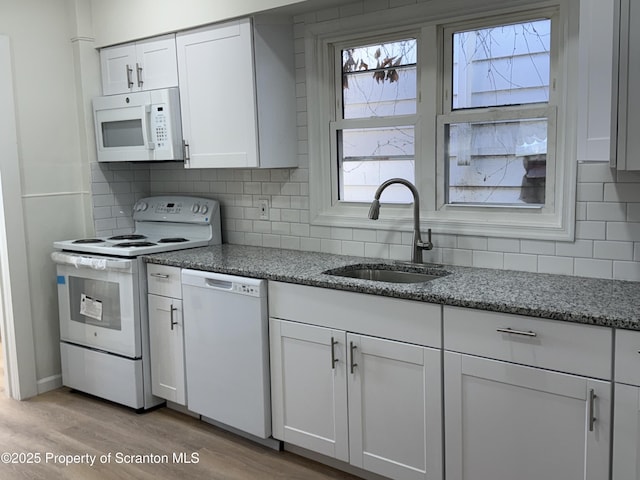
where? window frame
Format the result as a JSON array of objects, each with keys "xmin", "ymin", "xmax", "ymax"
[{"xmin": 306, "ymin": 0, "xmax": 578, "ymax": 240}]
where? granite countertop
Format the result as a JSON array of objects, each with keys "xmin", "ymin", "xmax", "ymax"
[{"xmin": 144, "ymin": 244, "xmax": 640, "ymax": 330}]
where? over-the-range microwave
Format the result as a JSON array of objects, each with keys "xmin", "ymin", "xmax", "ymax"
[{"xmin": 93, "ymin": 87, "xmax": 183, "ymax": 162}]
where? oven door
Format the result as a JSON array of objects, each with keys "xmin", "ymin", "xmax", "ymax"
[{"xmin": 53, "ymin": 252, "xmax": 141, "ymax": 358}]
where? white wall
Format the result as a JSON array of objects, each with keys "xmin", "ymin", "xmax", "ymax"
[
  {"xmin": 0, "ymin": 0, "xmax": 93, "ymax": 389},
  {"xmin": 90, "ymin": 0, "xmax": 312, "ymax": 47}
]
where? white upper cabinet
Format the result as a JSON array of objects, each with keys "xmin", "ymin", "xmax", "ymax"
[
  {"xmin": 612, "ymin": 0, "xmax": 640, "ymax": 170},
  {"xmin": 176, "ymin": 17, "xmax": 297, "ymax": 169},
  {"xmin": 100, "ymin": 34, "xmax": 178, "ymax": 95},
  {"xmin": 577, "ymin": 0, "xmax": 616, "ymax": 162}
]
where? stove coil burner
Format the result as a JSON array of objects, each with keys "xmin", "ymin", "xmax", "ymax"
[
  {"xmin": 158, "ymin": 238, "xmax": 190, "ymax": 243},
  {"xmin": 72, "ymin": 238, "xmax": 105, "ymax": 244},
  {"xmin": 114, "ymin": 241, "xmax": 157, "ymax": 248},
  {"xmin": 108, "ymin": 234, "xmax": 147, "ymax": 241}
]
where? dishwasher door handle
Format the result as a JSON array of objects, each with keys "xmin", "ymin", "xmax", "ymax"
[{"xmin": 204, "ymin": 278, "xmax": 234, "ymax": 290}]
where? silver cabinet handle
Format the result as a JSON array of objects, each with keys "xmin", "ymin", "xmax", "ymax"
[
  {"xmin": 136, "ymin": 62, "xmax": 143, "ymax": 87},
  {"xmin": 496, "ymin": 327, "xmax": 537, "ymax": 338},
  {"xmin": 183, "ymin": 140, "xmax": 190, "ymax": 164},
  {"xmin": 126, "ymin": 64, "xmax": 134, "ymax": 88},
  {"xmin": 170, "ymin": 305, "xmax": 178, "ymax": 330},
  {"xmin": 589, "ymin": 389, "xmax": 597, "ymax": 432},
  {"xmin": 330, "ymin": 337, "xmax": 338, "ymax": 369},
  {"xmin": 150, "ymin": 273, "xmax": 169, "ymax": 279},
  {"xmin": 349, "ymin": 341, "xmax": 358, "ymax": 374}
]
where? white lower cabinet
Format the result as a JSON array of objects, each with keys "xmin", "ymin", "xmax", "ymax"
[
  {"xmin": 444, "ymin": 352, "xmax": 610, "ymax": 480},
  {"xmin": 613, "ymin": 329, "xmax": 640, "ymax": 479},
  {"xmin": 147, "ymin": 265, "xmax": 186, "ymax": 405},
  {"xmin": 268, "ymin": 281, "xmax": 442, "ymax": 480},
  {"xmin": 270, "ymin": 318, "xmax": 441, "ymax": 480},
  {"xmin": 443, "ymin": 306, "xmax": 612, "ymax": 480}
]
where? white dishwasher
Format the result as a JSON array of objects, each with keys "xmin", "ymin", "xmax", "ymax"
[{"xmin": 181, "ymin": 269, "xmax": 271, "ymax": 439}]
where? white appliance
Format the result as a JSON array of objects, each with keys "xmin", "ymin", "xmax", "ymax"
[
  {"xmin": 52, "ymin": 196, "xmax": 221, "ymax": 410},
  {"xmin": 181, "ymin": 269, "xmax": 271, "ymax": 439},
  {"xmin": 93, "ymin": 87, "xmax": 183, "ymax": 162}
]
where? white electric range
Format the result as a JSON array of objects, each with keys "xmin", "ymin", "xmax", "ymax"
[{"xmin": 52, "ymin": 195, "xmax": 221, "ymax": 410}]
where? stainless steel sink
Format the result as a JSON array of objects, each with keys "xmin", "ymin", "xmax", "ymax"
[{"xmin": 324, "ymin": 264, "xmax": 448, "ymax": 284}]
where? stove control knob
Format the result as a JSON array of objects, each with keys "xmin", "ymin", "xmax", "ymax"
[
  {"xmin": 136, "ymin": 201, "xmax": 148, "ymax": 212},
  {"xmin": 192, "ymin": 203, "xmax": 200, "ymax": 214},
  {"xmin": 200, "ymin": 205, "xmax": 209, "ymax": 215}
]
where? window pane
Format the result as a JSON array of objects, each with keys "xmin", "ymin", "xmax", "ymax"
[
  {"xmin": 339, "ymin": 126, "xmax": 415, "ymax": 203},
  {"xmin": 446, "ymin": 118, "xmax": 547, "ymax": 205},
  {"xmin": 342, "ymin": 39, "xmax": 417, "ymax": 119},
  {"xmin": 452, "ymin": 19, "xmax": 551, "ymax": 109}
]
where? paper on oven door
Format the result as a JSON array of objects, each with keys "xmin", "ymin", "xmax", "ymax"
[{"xmin": 80, "ymin": 293, "xmax": 103, "ymax": 321}]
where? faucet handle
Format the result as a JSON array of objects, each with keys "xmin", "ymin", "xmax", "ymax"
[{"xmin": 417, "ymin": 228, "xmax": 433, "ymax": 251}]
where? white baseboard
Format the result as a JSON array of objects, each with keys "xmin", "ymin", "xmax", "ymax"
[{"xmin": 36, "ymin": 374, "xmax": 62, "ymax": 394}]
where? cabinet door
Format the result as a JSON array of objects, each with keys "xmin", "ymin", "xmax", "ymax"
[
  {"xmin": 269, "ymin": 319, "xmax": 348, "ymax": 462},
  {"xmin": 444, "ymin": 352, "xmax": 610, "ymax": 480},
  {"xmin": 614, "ymin": 0, "xmax": 640, "ymax": 170},
  {"xmin": 134, "ymin": 35, "xmax": 178, "ymax": 92},
  {"xmin": 348, "ymin": 334, "xmax": 442, "ymax": 480},
  {"xmin": 613, "ymin": 383, "xmax": 640, "ymax": 479},
  {"xmin": 100, "ymin": 43, "xmax": 137, "ymax": 95},
  {"xmin": 176, "ymin": 19, "xmax": 259, "ymax": 169},
  {"xmin": 148, "ymin": 294, "xmax": 185, "ymax": 405}
]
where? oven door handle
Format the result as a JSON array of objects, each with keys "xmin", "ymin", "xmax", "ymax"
[{"xmin": 51, "ymin": 252, "xmax": 133, "ymax": 271}]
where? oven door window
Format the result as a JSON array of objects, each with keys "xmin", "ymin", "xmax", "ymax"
[{"xmin": 68, "ymin": 276, "xmax": 122, "ymax": 330}]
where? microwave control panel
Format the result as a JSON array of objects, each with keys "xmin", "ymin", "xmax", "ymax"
[{"xmin": 151, "ymin": 105, "xmax": 168, "ymax": 150}]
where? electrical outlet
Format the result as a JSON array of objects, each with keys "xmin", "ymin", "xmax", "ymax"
[{"xmin": 258, "ymin": 199, "xmax": 269, "ymax": 220}]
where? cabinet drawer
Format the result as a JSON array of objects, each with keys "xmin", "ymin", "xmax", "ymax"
[
  {"xmin": 444, "ymin": 306, "xmax": 612, "ymax": 379},
  {"xmin": 147, "ymin": 264, "xmax": 181, "ymax": 298},
  {"xmin": 268, "ymin": 281, "xmax": 441, "ymax": 348},
  {"xmin": 615, "ymin": 329, "xmax": 640, "ymax": 386}
]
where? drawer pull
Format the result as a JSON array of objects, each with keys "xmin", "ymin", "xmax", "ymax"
[
  {"xmin": 150, "ymin": 273, "xmax": 170, "ymax": 279},
  {"xmin": 330, "ymin": 337, "xmax": 339, "ymax": 370},
  {"xmin": 350, "ymin": 341, "xmax": 358, "ymax": 374},
  {"xmin": 496, "ymin": 327, "xmax": 537, "ymax": 338},
  {"xmin": 589, "ymin": 389, "xmax": 597, "ymax": 432}
]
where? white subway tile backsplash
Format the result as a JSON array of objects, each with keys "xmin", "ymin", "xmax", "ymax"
[
  {"xmin": 310, "ymin": 225, "xmax": 331, "ymax": 239},
  {"xmin": 389, "ymin": 243, "xmax": 411, "ymax": 261},
  {"xmin": 281, "ymin": 236, "xmax": 301, "ymax": 250},
  {"xmin": 457, "ymin": 236, "xmax": 487, "ymax": 250},
  {"xmin": 538, "ymin": 256, "xmax": 574, "ymax": 275},
  {"xmin": 300, "ymin": 237, "xmax": 321, "ymax": 251},
  {"xmin": 321, "ymin": 239, "xmax": 342, "ymax": 254},
  {"xmin": 576, "ymin": 221, "xmax": 607, "ymax": 240},
  {"xmin": 594, "ymin": 240, "xmax": 634, "ymax": 260},
  {"xmin": 606, "ymin": 222, "xmax": 640, "ymax": 242},
  {"xmin": 442, "ymin": 248, "xmax": 472, "ymax": 266},
  {"xmin": 353, "ymin": 229, "xmax": 377, "ymax": 242},
  {"xmin": 587, "ymin": 202, "xmax": 627, "ymax": 221},
  {"xmin": 614, "ymin": 261, "xmax": 640, "ymax": 281},
  {"xmin": 377, "ymin": 230, "xmax": 403, "ymax": 245},
  {"xmin": 473, "ymin": 251, "xmax": 504, "ymax": 269},
  {"xmin": 342, "ymin": 241, "xmax": 365, "ymax": 257},
  {"xmin": 504, "ymin": 253, "xmax": 538, "ymax": 272},
  {"xmin": 331, "ymin": 227, "xmax": 353, "ymax": 240},
  {"xmin": 577, "ymin": 162, "xmax": 616, "ymax": 183},
  {"xmin": 365, "ymin": 242, "xmax": 390, "ymax": 259},
  {"xmin": 604, "ymin": 183, "xmax": 640, "ymax": 203},
  {"xmin": 262, "ymin": 234, "xmax": 282, "ymax": 249},
  {"xmin": 574, "ymin": 258, "xmax": 613, "ymax": 279},
  {"xmin": 628, "ymin": 203, "xmax": 640, "ymax": 222},
  {"xmin": 577, "ymin": 183, "xmax": 604, "ymax": 202},
  {"xmin": 521, "ymin": 239, "xmax": 556, "ymax": 255},
  {"xmin": 555, "ymin": 239, "xmax": 593, "ymax": 258},
  {"xmin": 488, "ymin": 237, "xmax": 520, "ymax": 253}
]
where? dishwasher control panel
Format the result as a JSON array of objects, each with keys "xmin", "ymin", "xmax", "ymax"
[{"xmin": 233, "ymin": 282, "xmax": 261, "ymax": 297}]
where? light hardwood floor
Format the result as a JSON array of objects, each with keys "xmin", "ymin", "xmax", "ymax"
[{"xmin": 0, "ymin": 387, "xmax": 359, "ymax": 480}]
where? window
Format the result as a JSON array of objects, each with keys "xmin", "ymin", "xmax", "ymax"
[
  {"xmin": 307, "ymin": 2, "xmax": 577, "ymax": 240},
  {"xmin": 337, "ymin": 38, "xmax": 417, "ymax": 203},
  {"xmin": 440, "ymin": 18, "xmax": 554, "ymax": 207}
]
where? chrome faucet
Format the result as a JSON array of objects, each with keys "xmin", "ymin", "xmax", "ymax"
[{"xmin": 368, "ymin": 178, "xmax": 433, "ymax": 263}]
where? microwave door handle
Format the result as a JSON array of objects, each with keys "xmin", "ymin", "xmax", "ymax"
[{"xmin": 143, "ymin": 105, "xmax": 156, "ymax": 152}]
